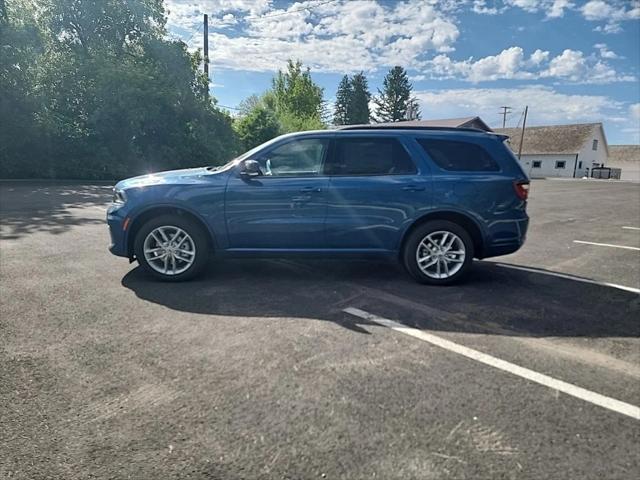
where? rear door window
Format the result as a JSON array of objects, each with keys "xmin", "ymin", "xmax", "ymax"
[
  {"xmin": 325, "ymin": 137, "xmax": 416, "ymax": 176},
  {"xmin": 260, "ymin": 138, "xmax": 328, "ymax": 176},
  {"xmin": 416, "ymin": 138, "xmax": 500, "ymax": 172}
]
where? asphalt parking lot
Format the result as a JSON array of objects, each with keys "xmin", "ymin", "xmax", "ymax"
[{"xmin": 1, "ymin": 179, "xmax": 639, "ymax": 479}]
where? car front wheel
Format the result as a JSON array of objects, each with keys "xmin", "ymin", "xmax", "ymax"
[
  {"xmin": 403, "ymin": 220, "xmax": 474, "ymax": 285},
  {"xmin": 134, "ymin": 214, "xmax": 209, "ymax": 281}
]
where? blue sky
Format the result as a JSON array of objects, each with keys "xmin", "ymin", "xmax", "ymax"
[{"xmin": 166, "ymin": 0, "xmax": 640, "ymax": 144}]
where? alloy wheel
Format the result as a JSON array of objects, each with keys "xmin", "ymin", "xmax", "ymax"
[
  {"xmin": 415, "ymin": 230, "xmax": 466, "ymax": 279},
  {"xmin": 143, "ymin": 226, "xmax": 196, "ymax": 276}
]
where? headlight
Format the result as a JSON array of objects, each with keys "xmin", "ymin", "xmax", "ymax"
[{"xmin": 112, "ymin": 188, "xmax": 127, "ymax": 204}]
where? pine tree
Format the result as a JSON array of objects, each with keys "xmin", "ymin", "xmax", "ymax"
[
  {"xmin": 373, "ymin": 66, "xmax": 420, "ymax": 123},
  {"xmin": 350, "ymin": 72, "xmax": 371, "ymax": 124},
  {"xmin": 333, "ymin": 74, "xmax": 352, "ymax": 125}
]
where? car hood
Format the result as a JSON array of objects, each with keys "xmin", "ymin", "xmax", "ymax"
[{"xmin": 116, "ymin": 167, "xmax": 220, "ymax": 189}]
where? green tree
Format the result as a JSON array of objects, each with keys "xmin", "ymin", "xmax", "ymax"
[
  {"xmin": 373, "ymin": 66, "xmax": 420, "ymax": 123},
  {"xmin": 270, "ymin": 59, "xmax": 325, "ymax": 132},
  {"xmin": 350, "ymin": 72, "xmax": 371, "ymax": 124},
  {"xmin": 238, "ymin": 94, "xmax": 262, "ymax": 116},
  {"xmin": 234, "ymin": 107, "xmax": 281, "ymax": 151},
  {"xmin": 333, "ymin": 74, "xmax": 352, "ymax": 126},
  {"xmin": 0, "ymin": 0, "xmax": 238, "ymax": 180},
  {"xmin": 0, "ymin": 0, "xmax": 49, "ymax": 177}
]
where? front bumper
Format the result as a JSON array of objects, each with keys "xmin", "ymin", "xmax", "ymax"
[{"xmin": 107, "ymin": 204, "xmax": 129, "ymax": 257}]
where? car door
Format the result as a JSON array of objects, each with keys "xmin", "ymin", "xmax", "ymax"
[
  {"xmin": 225, "ymin": 136, "xmax": 330, "ymax": 250},
  {"xmin": 323, "ymin": 134, "xmax": 430, "ymax": 251}
]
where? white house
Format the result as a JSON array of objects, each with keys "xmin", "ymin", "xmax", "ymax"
[
  {"xmin": 494, "ymin": 123, "xmax": 609, "ymax": 178},
  {"xmin": 607, "ymin": 145, "xmax": 640, "ymax": 182}
]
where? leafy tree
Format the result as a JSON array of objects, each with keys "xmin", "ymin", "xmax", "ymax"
[
  {"xmin": 270, "ymin": 59, "xmax": 325, "ymax": 132},
  {"xmin": 234, "ymin": 107, "xmax": 281, "ymax": 151},
  {"xmin": 238, "ymin": 94, "xmax": 262, "ymax": 116},
  {"xmin": 0, "ymin": 0, "xmax": 238, "ymax": 180},
  {"xmin": 333, "ymin": 74, "xmax": 352, "ymax": 126},
  {"xmin": 373, "ymin": 66, "xmax": 420, "ymax": 123},
  {"xmin": 350, "ymin": 72, "xmax": 371, "ymax": 124},
  {"xmin": 0, "ymin": 0, "xmax": 48, "ymax": 177}
]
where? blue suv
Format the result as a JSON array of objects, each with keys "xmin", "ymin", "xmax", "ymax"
[{"xmin": 107, "ymin": 126, "xmax": 529, "ymax": 285}]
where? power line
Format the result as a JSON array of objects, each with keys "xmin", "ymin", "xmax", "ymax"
[{"xmin": 184, "ymin": 21, "xmax": 203, "ymax": 45}]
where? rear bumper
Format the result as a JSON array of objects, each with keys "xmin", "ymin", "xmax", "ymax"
[
  {"xmin": 107, "ymin": 205, "xmax": 129, "ymax": 257},
  {"xmin": 481, "ymin": 215, "xmax": 529, "ymax": 259}
]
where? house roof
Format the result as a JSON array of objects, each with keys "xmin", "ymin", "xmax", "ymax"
[
  {"xmin": 374, "ymin": 116, "xmax": 493, "ymax": 132},
  {"xmin": 494, "ymin": 123, "xmax": 605, "ymax": 155},
  {"xmin": 608, "ymin": 145, "xmax": 640, "ymax": 163}
]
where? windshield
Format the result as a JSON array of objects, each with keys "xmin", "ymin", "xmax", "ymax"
[
  {"xmin": 208, "ymin": 135, "xmax": 287, "ymax": 170},
  {"xmin": 207, "ymin": 158, "xmax": 239, "ymax": 171}
]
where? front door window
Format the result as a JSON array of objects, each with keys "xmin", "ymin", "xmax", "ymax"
[{"xmin": 259, "ymin": 138, "xmax": 328, "ymax": 177}]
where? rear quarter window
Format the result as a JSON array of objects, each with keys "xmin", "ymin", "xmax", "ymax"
[
  {"xmin": 326, "ymin": 137, "xmax": 417, "ymax": 176},
  {"xmin": 416, "ymin": 138, "xmax": 500, "ymax": 172}
]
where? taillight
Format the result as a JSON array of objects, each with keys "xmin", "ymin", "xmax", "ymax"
[{"xmin": 513, "ymin": 181, "xmax": 529, "ymax": 201}]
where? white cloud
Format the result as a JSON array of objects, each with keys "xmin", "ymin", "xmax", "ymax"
[
  {"xmin": 465, "ymin": 47, "xmax": 532, "ymax": 81},
  {"xmin": 620, "ymin": 103, "xmax": 640, "ymax": 143},
  {"xmin": 165, "ymin": 0, "xmax": 271, "ymax": 32},
  {"xmin": 472, "ymin": 1, "xmax": 503, "ymax": 15},
  {"xmin": 166, "ymin": 0, "xmax": 460, "ymax": 73},
  {"xmin": 547, "ymin": 0, "xmax": 574, "ymax": 18},
  {"xmin": 473, "ymin": 0, "xmax": 638, "ymax": 30},
  {"xmin": 421, "ymin": 47, "xmax": 537, "ymax": 82},
  {"xmin": 542, "ymin": 48, "xmax": 634, "ymax": 82},
  {"xmin": 472, "ymin": 0, "xmax": 573, "ymax": 18},
  {"xmin": 581, "ymin": 0, "xmax": 640, "ymax": 34},
  {"xmin": 505, "ymin": 0, "xmax": 542, "ymax": 12},
  {"xmin": 527, "ymin": 49, "xmax": 550, "ymax": 66},
  {"xmin": 414, "ymin": 85, "xmax": 624, "ymax": 127},
  {"xmin": 581, "ymin": 0, "xmax": 612, "ymax": 19},
  {"xmin": 420, "ymin": 47, "xmax": 634, "ymax": 84},
  {"xmin": 593, "ymin": 43, "xmax": 619, "ymax": 59},
  {"xmin": 165, "ymin": 0, "xmax": 637, "ymax": 83},
  {"xmin": 544, "ymin": 49, "xmax": 585, "ymax": 78}
]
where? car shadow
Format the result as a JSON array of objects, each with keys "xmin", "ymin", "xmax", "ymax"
[
  {"xmin": 121, "ymin": 258, "xmax": 639, "ymax": 338},
  {"xmin": 0, "ymin": 182, "xmax": 112, "ymax": 240}
]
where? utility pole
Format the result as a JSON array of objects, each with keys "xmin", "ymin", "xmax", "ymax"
[
  {"xmin": 499, "ymin": 106, "xmax": 512, "ymax": 128},
  {"xmin": 203, "ymin": 14, "xmax": 209, "ymax": 100},
  {"xmin": 517, "ymin": 105, "xmax": 528, "ymax": 160}
]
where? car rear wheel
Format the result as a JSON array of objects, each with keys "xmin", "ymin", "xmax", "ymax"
[
  {"xmin": 403, "ymin": 220, "xmax": 474, "ymax": 285},
  {"xmin": 134, "ymin": 214, "xmax": 209, "ymax": 281}
]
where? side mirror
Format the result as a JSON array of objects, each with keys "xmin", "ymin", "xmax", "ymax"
[{"xmin": 240, "ymin": 159, "xmax": 262, "ymax": 177}]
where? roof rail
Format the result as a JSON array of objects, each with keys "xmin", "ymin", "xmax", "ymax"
[{"xmin": 336, "ymin": 124, "xmax": 487, "ymax": 134}]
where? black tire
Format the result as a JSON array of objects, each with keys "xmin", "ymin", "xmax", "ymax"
[
  {"xmin": 134, "ymin": 214, "xmax": 210, "ymax": 282},
  {"xmin": 402, "ymin": 220, "xmax": 474, "ymax": 285}
]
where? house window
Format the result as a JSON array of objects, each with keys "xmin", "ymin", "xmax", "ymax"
[
  {"xmin": 578, "ymin": 161, "xmax": 583, "ymax": 169},
  {"xmin": 592, "ymin": 139, "xmax": 598, "ymax": 151},
  {"xmin": 555, "ymin": 161, "xmax": 566, "ymax": 169},
  {"xmin": 532, "ymin": 161, "xmax": 542, "ymax": 168}
]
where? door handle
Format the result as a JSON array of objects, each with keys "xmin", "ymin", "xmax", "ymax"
[
  {"xmin": 299, "ymin": 186, "xmax": 322, "ymax": 193},
  {"xmin": 401, "ymin": 184, "xmax": 426, "ymax": 191}
]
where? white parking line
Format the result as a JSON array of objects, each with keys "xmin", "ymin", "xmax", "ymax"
[
  {"xmin": 622, "ymin": 226, "xmax": 640, "ymax": 231},
  {"xmin": 491, "ymin": 262, "xmax": 640, "ymax": 294},
  {"xmin": 573, "ymin": 240, "xmax": 640, "ymax": 251},
  {"xmin": 344, "ymin": 307, "xmax": 640, "ymax": 420}
]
